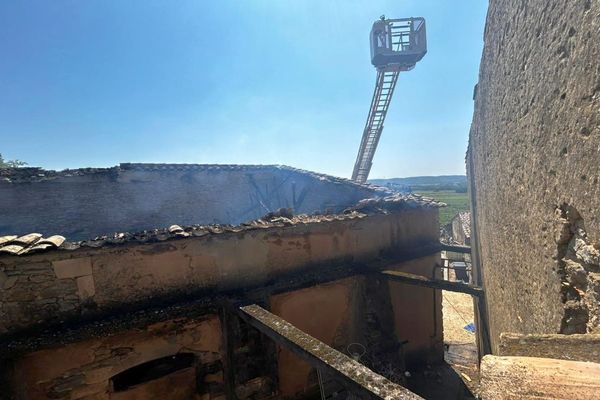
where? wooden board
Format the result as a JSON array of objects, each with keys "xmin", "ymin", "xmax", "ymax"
[
  {"xmin": 499, "ymin": 332, "xmax": 600, "ymax": 363},
  {"xmin": 480, "ymin": 355, "xmax": 600, "ymax": 400}
]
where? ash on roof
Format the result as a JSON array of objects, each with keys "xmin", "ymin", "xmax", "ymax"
[
  {"xmin": 0, "ymin": 163, "xmax": 390, "ymax": 191},
  {"xmin": 1, "ymin": 163, "xmax": 397, "ymax": 241},
  {"xmin": 0, "ymin": 194, "xmax": 443, "ymax": 257}
]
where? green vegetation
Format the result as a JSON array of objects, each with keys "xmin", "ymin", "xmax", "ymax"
[
  {"xmin": 369, "ymin": 176, "xmax": 470, "ymax": 225},
  {"xmin": 0, "ymin": 154, "xmax": 27, "ymax": 168},
  {"xmin": 370, "ymin": 175, "xmax": 467, "ymax": 193},
  {"xmin": 415, "ymin": 190, "xmax": 469, "ymax": 226}
]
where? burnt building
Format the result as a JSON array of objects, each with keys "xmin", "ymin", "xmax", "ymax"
[
  {"xmin": 0, "ymin": 164, "xmax": 455, "ymax": 400},
  {"xmin": 0, "ymin": 164, "xmax": 386, "ymax": 241},
  {"xmin": 450, "ymin": 213, "xmax": 471, "ymax": 247}
]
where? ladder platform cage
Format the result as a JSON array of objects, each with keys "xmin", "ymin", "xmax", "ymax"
[{"xmin": 370, "ymin": 17, "xmax": 427, "ymax": 71}]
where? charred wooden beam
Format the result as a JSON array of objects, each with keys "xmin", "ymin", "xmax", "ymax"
[
  {"xmin": 237, "ymin": 304, "xmax": 422, "ymax": 400},
  {"xmin": 219, "ymin": 306, "xmax": 238, "ymax": 400},
  {"xmin": 440, "ymin": 243, "xmax": 471, "ymax": 254},
  {"xmin": 380, "ymin": 270, "xmax": 483, "ymax": 297}
]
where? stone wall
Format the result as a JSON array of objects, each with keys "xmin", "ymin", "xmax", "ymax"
[
  {"xmin": 10, "ymin": 316, "xmax": 224, "ymax": 400},
  {"xmin": 269, "ymin": 264, "xmax": 443, "ymax": 399},
  {"xmin": 0, "ymin": 208, "xmax": 439, "ymax": 335},
  {"xmin": 0, "ymin": 164, "xmax": 384, "ymax": 240},
  {"xmin": 270, "ymin": 278, "xmax": 364, "ymax": 398},
  {"xmin": 7, "ymin": 263, "xmax": 443, "ymax": 400},
  {"xmin": 468, "ymin": 0, "xmax": 600, "ymax": 351},
  {"xmin": 388, "ymin": 255, "xmax": 444, "ymax": 367},
  {"xmin": 1, "ymin": 198, "xmax": 443, "ymax": 399}
]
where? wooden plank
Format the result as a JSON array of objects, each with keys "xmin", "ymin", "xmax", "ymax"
[
  {"xmin": 445, "ymin": 343, "xmax": 478, "ymax": 367},
  {"xmin": 380, "ymin": 270, "xmax": 483, "ymax": 297},
  {"xmin": 237, "ymin": 304, "xmax": 422, "ymax": 400},
  {"xmin": 480, "ymin": 355, "xmax": 600, "ymax": 400},
  {"xmin": 499, "ymin": 332, "xmax": 600, "ymax": 363}
]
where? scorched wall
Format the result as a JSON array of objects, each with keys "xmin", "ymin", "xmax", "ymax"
[{"xmin": 1, "ymin": 203, "xmax": 443, "ymax": 400}]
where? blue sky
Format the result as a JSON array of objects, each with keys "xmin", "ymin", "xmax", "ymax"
[{"xmin": 0, "ymin": 1, "xmax": 488, "ymax": 178}]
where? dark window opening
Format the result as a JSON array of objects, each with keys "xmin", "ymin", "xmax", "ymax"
[{"xmin": 111, "ymin": 353, "xmax": 195, "ymax": 392}]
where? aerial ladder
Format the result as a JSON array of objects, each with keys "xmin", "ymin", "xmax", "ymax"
[{"xmin": 351, "ymin": 16, "xmax": 428, "ymax": 183}]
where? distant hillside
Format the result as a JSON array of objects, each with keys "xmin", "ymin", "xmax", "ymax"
[
  {"xmin": 370, "ymin": 175, "xmax": 466, "ymax": 186},
  {"xmin": 369, "ymin": 175, "xmax": 467, "ymax": 192}
]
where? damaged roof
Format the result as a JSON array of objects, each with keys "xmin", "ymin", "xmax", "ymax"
[
  {"xmin": 0, "ymin": 234, "xmax": 66, "ymax": 256},
  {"xmin": 454, "ymin": 211, "xmax": 471, "ymax": 239},
  {"xmin": 0, "ymin": 163, "xmax": 390, "ymax": 193},
  {"xmin": 0, "ymin": 193, "xmax": 443, "ymax": 257}
]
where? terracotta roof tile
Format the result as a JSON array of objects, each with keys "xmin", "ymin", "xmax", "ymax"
[
  {"xmin": 0, "ymin": 244, "xmax": 25, "ymax": 255},
  {"xmin": 0, "ymin": 236, "xmax": 17, "ymax": 246},
  {"xmin": 0, "ymin": 188, "xmax": 443, "ymax": 258},
  {"xmin": 38, "ymin": 235, "xmax": 66, "ymax": 247},
  {"xmin": 0, "ymin": 234, "xmax": 65, "ymax": 255},
  {"xmin": 13, "ymin": 233, "xmax": 43, "ymax": 245}
]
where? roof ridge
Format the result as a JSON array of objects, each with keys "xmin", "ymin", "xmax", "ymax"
[{"xmin": 0, "ymin": 163, "xmax": 392, "ymax": 194}]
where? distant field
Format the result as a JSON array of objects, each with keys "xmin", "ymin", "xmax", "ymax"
[
  {"xmin": 415, "ymin": 190, "xmax": 469, "ymax": 226},
  {"xmin": 369, "ymin": 175, "xmax": 467, "ymax": 193}
]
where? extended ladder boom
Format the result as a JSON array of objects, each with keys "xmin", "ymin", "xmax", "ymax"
[
  {"xmin": 351, "ymin": 16, "xmax": 426, "ymax": 183},
  {"xmin": 351, "ymin": 69, "xmax": 400, "ymax": 183}
]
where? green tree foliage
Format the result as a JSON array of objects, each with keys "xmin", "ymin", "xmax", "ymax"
[{"xmin": 0, "ymin": 153, "xmax": 27, "ymax": 168}]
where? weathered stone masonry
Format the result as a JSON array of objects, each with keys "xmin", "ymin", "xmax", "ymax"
[
  {"xmin": 468, "ymin": 0, "xmax": 600, "ymax": 351},
  {"xmin": 0, "ymin": 206, "xmax": 438, "ymax": 334},
  {"xmin": 0, "ymin": 197, "xmax": 444, "ymax": 400}
]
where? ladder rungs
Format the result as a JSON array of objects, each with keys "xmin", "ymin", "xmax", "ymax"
[{"xmin": 352, "ymin": 69, "xmax": 400, "ymax": 183}]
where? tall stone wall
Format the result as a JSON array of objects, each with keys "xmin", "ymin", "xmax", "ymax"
[
  {"xmin": 468, "ymin": 0, "xmax": 600, "ymax": 351},
  {"xmin": 0, "ymin": 164, "xmax": 384, "ymax": 241}
]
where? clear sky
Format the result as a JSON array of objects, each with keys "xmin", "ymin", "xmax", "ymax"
[{"xmin": 0, "ymin": 1, "xmax": 488, "ymax": 179}]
